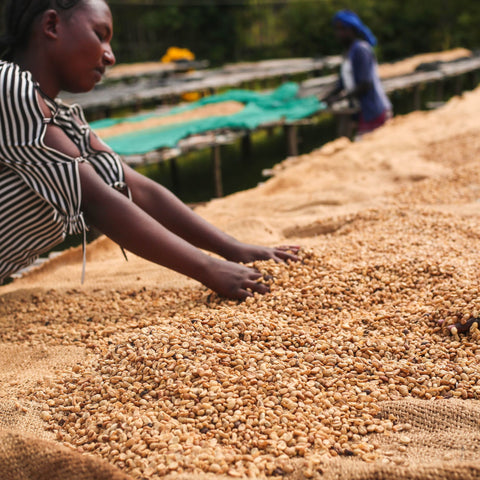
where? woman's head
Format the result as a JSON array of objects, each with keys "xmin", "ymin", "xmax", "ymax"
[
  {"xmin": 334, "ymin": 20, "xmax": 357, "ymax": 47},
  {"xmin": 0, "ymin": 0, "xmax": 115, "ymax": 93},
  {"xmin": 332, "ymin": 10, "xmax": 377, "ymax": 48}
]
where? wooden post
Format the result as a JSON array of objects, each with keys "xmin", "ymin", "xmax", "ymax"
[
  {"xmin": 436, "ymin": 79, "xmax": 444, "ymax": 102},
  {"xmin": 413, "ymin": 84, "xmax": 422, "ymax": 110},
  {"xmin": 241, "ymin": 133, "xmax": 252, "ymax": 162},
  {"xmin": 336, "ymin": 114, "xmax": 353, "ymax": 139},
  {"xmin": 472, "ymin": 70, "xmax": 480, "ymax": 88},
  {"xmin": 285, "ymin": 124, "xmax": 299, "ymax": 157},
  {"xmin": 266, "ymin": 126, "xmax": 275, "ymax": 138},
  {"xmin": 212, "ymin": 145, "xmax": 223, "ymax": 198},
  {"xmin": 468, "ymin": 70, "xmax": 479, "ymax": 89},
  {"xmin": 455, "ymin": 74, "xmax": 464, "ymax": 95},
  {"xmin": 170, "ymin": 158, "xmax": 180, "ymax": 193}
]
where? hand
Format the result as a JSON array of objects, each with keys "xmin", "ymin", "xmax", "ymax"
[
  {"xmin": 224, "ymin": 243, "xmax": 300, "ymax": 264},
  {"xmin": 325, "ymin": 94, "xmax": 341, "ymax": 107},
  {"xmin": 324, "ymin": 96, "xmax": 336, "ymax": 107},
  {"xmin": 438, "ymin": 317, "xmax": 479, "ymax": 335},
  {"xmin": 201, "ymin": 257, "xmax": 270, "ymax": 300}
]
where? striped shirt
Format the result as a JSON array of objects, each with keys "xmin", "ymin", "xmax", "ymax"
[{"xmin": 0, "ymin": 61, "xmax": 125, "ymax": 284}]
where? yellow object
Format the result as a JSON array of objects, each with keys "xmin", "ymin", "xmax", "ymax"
[
  {"xmin": 161, "ymin": 47, "xmax": 195, "ymax": 63},
  {"xmin": 161, "ymin": 47, "xmax": 199, "ymax": 101},
  {"xmin": 181, "ymin": 91, "xmax": 202, "ymax": 102}
]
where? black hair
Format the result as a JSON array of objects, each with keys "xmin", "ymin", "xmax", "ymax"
[{"xmin": 0, "ymin": 0, "xmax": 84, "ymax": 60}]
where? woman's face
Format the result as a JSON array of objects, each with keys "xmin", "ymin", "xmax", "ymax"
[
  {"xmin": 334, "ymin": 21, "xmax": 356, "ymax": 47},
  {"xmin": 53, "ymin": 0, "xmax": 115, "ymax": 93}
]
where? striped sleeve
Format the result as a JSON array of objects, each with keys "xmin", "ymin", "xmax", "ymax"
[{"xmin": 0, "ymin": 62, "xmax": 84, "ymax": 235}]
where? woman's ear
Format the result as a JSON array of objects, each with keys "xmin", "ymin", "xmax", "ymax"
[{"xmin": 41, "ymin": 9, "xmax": 61, "ymax": 40}]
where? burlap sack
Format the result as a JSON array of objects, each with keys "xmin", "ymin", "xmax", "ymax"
[
  {"xmin": 321, "ymin": 399, "xmax": 480, "ymax": 480},
  {"xmin": 326, "ymin": 463, "xmax": 480, "ymax": 480},
  {"xmin": 0, "ymin": 429, "xmax": 132, "ymax": 480}
]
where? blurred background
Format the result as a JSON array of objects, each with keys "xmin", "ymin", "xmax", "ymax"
[
  {"xmin": 1, "ymin": 0, "xmax": 480, "ymax": 259},
  {"xmin": 75, "ymin": 0, "xmax": 480, "ymax": 64},
  {"xmin": 1, "ymin": 0, "xmax": 479, "ymax": 65}
]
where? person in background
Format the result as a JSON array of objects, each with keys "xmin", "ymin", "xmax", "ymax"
[{"xmin": 325, "ymin": 10, "xmax": 392, "ymax": 138}]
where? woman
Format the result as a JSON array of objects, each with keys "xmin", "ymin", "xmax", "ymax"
[
  {"xmin": 0, "ymin": 0, "xmax": 298, "ymax": 299},
  {"xmin": 325, "ymin": 10, "xmax": 392, "ymax": 138}
]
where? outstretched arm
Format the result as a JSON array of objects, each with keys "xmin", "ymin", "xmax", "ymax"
[
  {"xmin": 324, "ymin": 81, "xmax": 372, "ymax": 105},
  {"xmin": 322, "ymin": 80, "xmax": 343, "ymax": 104},
  {"xmin": 122, "ymin": 163, "xmax": 299, "ymax": 264},
  {"xmin": 79, "ymin": 163, "xmax": 268, "ymax": 299},
  {"xmin": 41, "ymin": 107, "xmax": 270, "ymax": 299}
]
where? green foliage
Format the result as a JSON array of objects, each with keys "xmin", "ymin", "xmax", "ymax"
[
  {"xmin": 108, "ymin": 0, "xmax": 480, "ymax": 64},
  {"xmin": 279, "ymin": 0, "xmax": 480, "ymax": 62},
  {"xmin": 0, "ymin": 0, "xmax": 478, "ymax": 64},
  {"xmin": 109, "ymin": 2, "xmax": 239, "ymax": 65}
]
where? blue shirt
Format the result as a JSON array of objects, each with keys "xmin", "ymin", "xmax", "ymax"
[{"xmin": 341, "ymin": 40, "xmax": 391, "ymax": 122}]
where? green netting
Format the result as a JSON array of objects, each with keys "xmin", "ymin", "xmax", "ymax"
[{"xmin": 90, "ymin": 83, "xmax": 326, "ymax": 156}]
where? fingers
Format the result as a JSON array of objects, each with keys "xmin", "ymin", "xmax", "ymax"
[
  {"xmin": 224, "ymin": 267, "xmax": 270, "ymax": 300},
  {"xmin": 234, "ymin": 289, "xmax": 254, "ymax": 300},
  {"xmin": 244, "ymin": 267, "xmax": 271, "ymax": 294},
  {"xmin": 449, "ymin": 318, "xmax": 479, "ymax": 335},
  {"xmin": 215, "ymin": 245, "xmax": 302, "ymax": 300},
  {"xmin": 245, "ymin": 267, "xmax": 274, "ymax": 282},
  {"xmin": 274, "ymin": 250, "xmax": 299, "ymax": 262},
  {"xmin": 243, "ymin": 280, "xmax": 270, "ymax": 295},
  {"xmin": 277, "ymin": 245, "xmax": 301, "ymax": 253},
  {"xmin": 247, "ymin": 269, "xmax": 263, "ymax": 280},
  {"xmin": 247, "ymin": 267, "xmax": 272, "ymax": 283},
  {"xmin": 273, "ymin": 246, "xmax": 300, "ymax": 263},
  {"xmin": 439, "ymin": 317, "xmax": 479, "ymax": 335}
]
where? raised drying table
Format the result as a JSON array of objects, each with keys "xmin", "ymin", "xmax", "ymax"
[
  {"xmin": 99, "ymin": 55, "xmax": 480, "ymax": 199},
  {"xmin": 62, "ymin": 56, "xmax": 343, "ymax": 119}
]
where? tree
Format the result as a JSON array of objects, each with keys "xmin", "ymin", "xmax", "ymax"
[{"xmin": 1, "ymin": 0, "xmax": 479, "ymax": 64}]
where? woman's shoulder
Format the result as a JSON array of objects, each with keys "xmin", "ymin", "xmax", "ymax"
[
  {"xmin": 0, "ymin": 60, "xmax": 34, "ymax": 82},
  {"xmin": 0, "ymin": 60, "xmax": 16, "ymax": 86},
  {"xmin": 0, "ymin": 60, "xmax": 15, "ymax": 73},
  {"xmin": 0, "ymin": 61, "xmax": 46, "ymax": 143},
  {"xmin": 0, "ymin": 61, "xmax": 39, "ymax": 105},
  {"xmin": 352, "ymin": 40, "xmax": 373, "ymax": 54},
  {"xmin": 350, "ymin": 40, "xmax": 374, "ymax": 62}
]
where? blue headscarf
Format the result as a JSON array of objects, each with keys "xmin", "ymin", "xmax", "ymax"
[{"xmin": 333, "ymin": 10, "xmax": 377, "ymax": 47}]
